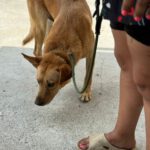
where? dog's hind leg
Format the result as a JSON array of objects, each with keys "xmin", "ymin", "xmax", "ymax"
[
  {"xmin": 23, "ymin": 0, "xmax": 49, "ymax": 56},
  {"xmin": 22, "ymin": 0, "xmax": 35, "ymax": 46},
  {"xmin": 46, "ymin": 19, "xmax": 53, "ymax": 37},
  {"xmin": 33, "ymin": 7, "xmax": 49, "ymax": 56},
  {"xmin": 34, "ymin": 18, "xmax": 53, "ymax": 56},
  {"xmin": 22, "ymin": 17, "xmax": 35, "ymax": 46}
]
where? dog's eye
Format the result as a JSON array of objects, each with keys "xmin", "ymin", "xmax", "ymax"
[{"xmin": 47, "ymin": 81, "xmax": 55, "ymax": 88}]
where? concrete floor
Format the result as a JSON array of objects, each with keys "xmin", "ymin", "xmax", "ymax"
[
  {"xmin": 0, "ymin": 0, "xmax": 145, "ymax": 150},
  {"xmin": 0, "ymin": 0, "xmax": 114, "ymax": 49}
]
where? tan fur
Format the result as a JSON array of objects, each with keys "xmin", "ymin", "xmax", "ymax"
[{"xmin": 22, "ymin": 0, "xmax": 94, "ymax": 106}]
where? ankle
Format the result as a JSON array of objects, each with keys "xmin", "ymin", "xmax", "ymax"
[{"xmin": 105, "ymin": 131, "xmax": 136, "ymax": 149}]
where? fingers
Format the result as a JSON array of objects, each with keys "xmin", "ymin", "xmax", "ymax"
[
  {"xmin": 121, "ymin": 0, "xmax": 150, "ymax": 21},
  {"xmin": 121, "ymin": 0, "xmax": 134, "ymax": 16},
  {"xmin": 134, "ymin": 0, "xmax": 149, "ymax": 21},
  {"xmin": 146, "ymin": 5, "xmax": 150, "ymax": 20}
]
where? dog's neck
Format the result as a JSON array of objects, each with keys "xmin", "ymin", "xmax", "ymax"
[
  {"xmin": 44, "ymin": 43, "xmax": 78, "ymax": 66},
  {"xmin": 51, "ymin": 49, "xmax": 72, "ymax": 66}
]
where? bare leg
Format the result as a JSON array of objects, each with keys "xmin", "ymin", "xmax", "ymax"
[
  {"xmin": 78, "ymin": 29, "xmax": 143, "ymax": 149},
  {"xmin": 105, "ymin": 29, "xmax": 143, "ymax": 149},
  {"xmin": 127, "ymin": 35, "xmax": 150, "ymax": 150},
  {"xmin": 144, "ymin": 101, "xmax": 150, "ymax": 150}
]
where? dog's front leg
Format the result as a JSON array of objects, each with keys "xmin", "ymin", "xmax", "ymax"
[{"xmin": 80, "ymin": 55, "xmax": 94, "ymax": 102}]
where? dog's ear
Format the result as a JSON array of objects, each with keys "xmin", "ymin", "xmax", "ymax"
[
  {"xmin": 59, "ymin": 64, "xmax": 72, "ymax": 83},
  {"xmin": 22, "ymin": 53, "xmax": 42, "ymax": 68}
]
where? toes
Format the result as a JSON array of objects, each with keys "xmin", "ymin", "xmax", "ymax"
[
  {"xmin": 78, "ymin": 137, "xmax": 89, "ymax": 150},
  {"xmin": 80, "ymin": 92, "xmax": 92, "ymax": 102},
  {"xmin": 79, "ymin": 144, "xmax": 88, "ymax": 150}
]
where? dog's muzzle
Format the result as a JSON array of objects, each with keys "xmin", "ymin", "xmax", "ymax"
[{"xmin": 35, "ymin": 97, "xmax": 45, "ymax": 106}]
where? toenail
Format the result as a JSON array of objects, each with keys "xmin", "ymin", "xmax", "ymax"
[
  {"xmin": 79, "ymin": 144, "xmax": 88, "ymax": 149},
  {"xmin": 79, "ymin": 145, "xmax": 86, "ymax": 149}
]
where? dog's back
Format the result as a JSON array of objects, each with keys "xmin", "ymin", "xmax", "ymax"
[{"xmin": 43, "ymin": 0, "xmax": 94, "ymax": 58}]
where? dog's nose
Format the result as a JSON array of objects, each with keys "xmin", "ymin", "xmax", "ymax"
[{"xmin": 35, "ymin": 97, "xmax": 45, "ymax": 106}]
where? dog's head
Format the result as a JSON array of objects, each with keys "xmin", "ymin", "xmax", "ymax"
[{"xmin": 22, "ymin": 52, "xmax": 72, "ymax": 106}]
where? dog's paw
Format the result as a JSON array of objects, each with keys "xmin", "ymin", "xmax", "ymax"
[{"xmin": 80, "ymin": 92, "xmax": 92, "ymax": 102}]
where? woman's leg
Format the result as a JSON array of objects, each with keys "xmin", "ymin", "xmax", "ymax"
[
  {"xmin": 105, "ymin": 29, "xmax": 143, "ymax": 149},
  {"xmin": 127, "ymin": 35, "xmax": 150, "ymax": 149},
  {"xmin": 144, "ymin": 101, "xmax": 150, "ymax": 150},
  {"xmin": 78, "ymin": 29, "xmax": 143, "ymax": 150}
]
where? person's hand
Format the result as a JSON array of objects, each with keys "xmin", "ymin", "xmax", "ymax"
[{"xmin": 121, "ymin": 0, "xmax": 150, "ymax": 21}]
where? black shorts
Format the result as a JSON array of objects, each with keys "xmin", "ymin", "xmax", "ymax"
[{"xmin": 110, "ymin": 22, "xmax": 150, "ymax": 46}]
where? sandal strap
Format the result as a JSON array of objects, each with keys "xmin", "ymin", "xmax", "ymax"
[{"xmin": 89, "ymin": 134, "xmax": 136, "ymax": 150}]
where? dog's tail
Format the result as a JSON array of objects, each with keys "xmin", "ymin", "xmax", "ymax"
[
  {"xmin": 22, "ymin": 0, "xmax": 35, "ymax": 46},
  {"xmin": 22, "ymin": 26, "xmax": 34, "ymax": 45}
]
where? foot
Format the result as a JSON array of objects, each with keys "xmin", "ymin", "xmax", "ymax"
[
  {"xmin": 105, "ymin": 132, "xmax": 136, "ymax": 149},
  {"xmin": 80, "ymin": 91, "xmax": 92, "ymax": 102},
  {"xmin": 78, "ymin": 137, "xmax": 89, "ymax": 150},
  {"xmin": 77, "ymin": 133, "xmax": 136, "ymax": 150}
]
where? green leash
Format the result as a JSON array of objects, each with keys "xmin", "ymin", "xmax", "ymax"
[{"xmin": 69, "ymin": 0, "xmax": 103, "ymax": 94}]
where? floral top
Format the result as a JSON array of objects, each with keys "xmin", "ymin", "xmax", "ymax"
[{"xmin": 102, "ymin": 0, "xmax": 150, "ymax": 26}]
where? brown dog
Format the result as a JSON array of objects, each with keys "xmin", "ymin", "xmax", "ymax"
[{"xmin": 22, "ymin": 0, "xmax": 94, "ymax": 106}]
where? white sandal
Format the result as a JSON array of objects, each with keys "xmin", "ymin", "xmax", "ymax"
[{"xmin": 78, "ymin": 134, "xmax": 136, "ymax": 150}]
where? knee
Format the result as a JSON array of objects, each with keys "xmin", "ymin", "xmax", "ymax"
[
  {"xmin": 133, "ymin": 71, "xmax": 150, "ymax": 101},
  {"xmin": 114, "ymin": 48, "xmax": 130, "ymax": 71}
]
